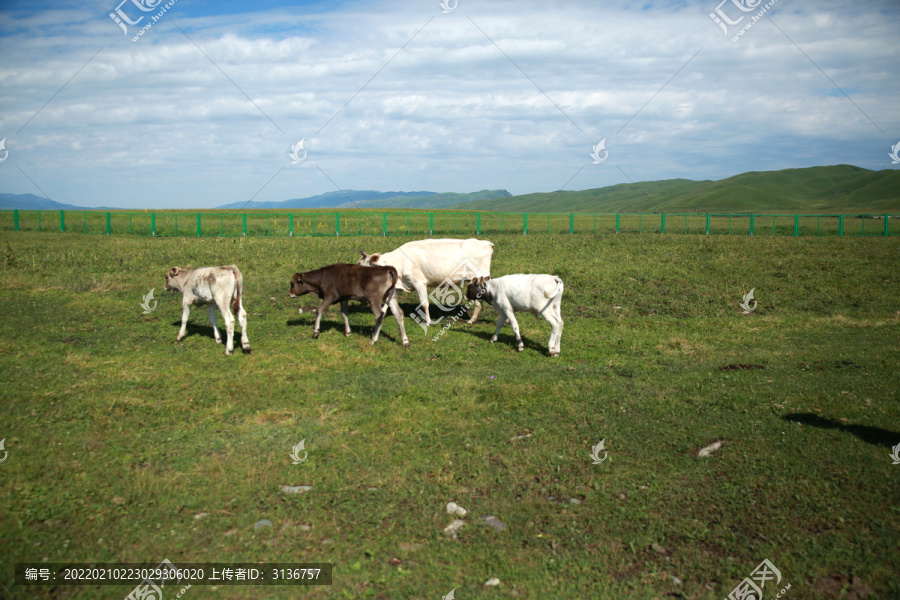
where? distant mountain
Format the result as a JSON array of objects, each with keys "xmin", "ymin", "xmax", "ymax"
[
  {"xmin": 450, "ymin": 165, "xmax": 900, "ymax": 214},
  {"xmin": 0, "ymin": 193, "xmax": 119, "ymax": 211},
  {"xmin": 339, "ymin": 190, "xmax": 513, "ymax": 210},
  {"xmin": 217, "ymin": 190, "xmax": 439, "ymax": 210},
  {"xmin": 216, "ymin": 189, "xmax": 512, "ymax": 210},
  {"xmin": 4, "ymin": 166, "xmax": 897, "ymax": 213}
]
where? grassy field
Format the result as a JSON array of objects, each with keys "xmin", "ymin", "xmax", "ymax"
[{"xmin": 0, "ymin": 230, "xmax": 898, "ymax": 599}]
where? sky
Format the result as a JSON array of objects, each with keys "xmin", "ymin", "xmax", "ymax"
[{"xmin": 0, "ymin": 0, "xmax": 897, "ymax": 209}]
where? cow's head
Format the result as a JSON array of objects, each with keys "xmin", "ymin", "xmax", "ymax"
[
  {"xmin": 164, "ymin": 267, "xmax": 185, "ymax": 291},
  {"xmin": 465, "ymin": 276, "xmax": 492, "ymax": 304},
  {"xmin": 357, "ymin": 250, "xmax": 381, "ymax": 266},
  {"xmin": 289, "ymin": 272, "xmax": 314, "ymax": 298}
]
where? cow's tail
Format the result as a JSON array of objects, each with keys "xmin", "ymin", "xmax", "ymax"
[
  {"xmin": 231, "ymin": 267, "xmax": 243, "ymax": 315},
  {"xmin": 549, "ymin": 277, "xmax": 564, "ymax": 300},
  {"xmin": 382, "ymin": 268, "xmax": 399, "ymax": 306}
]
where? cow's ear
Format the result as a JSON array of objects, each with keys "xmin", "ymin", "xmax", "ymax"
[
  {"xmin": 483, "ymin": 276, "xmax": 490, "ymax": 282},
  {"xmin": 358, "ymin": 249, "xmax": 367, "ymax": 258},
  {"xmin": 169, "ymin": 267, "xmax": 179, "ymax": 276},
  {"xmin": 370, "ymin": 254, "xmax": 379, "ymax": 264}
]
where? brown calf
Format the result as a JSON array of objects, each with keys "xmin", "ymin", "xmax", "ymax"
[{"xmin": 289, "ymin": 264, "xmax": 410, "ymax": 347}]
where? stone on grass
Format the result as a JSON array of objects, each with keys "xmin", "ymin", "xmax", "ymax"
[
  {"xmin": 485, "ymin": 577, "xmax": 501, "ymax": 586},
  {"xmin": 253, "ymin": 519, "xmax": 273, "ymax": 531},
  {"xmin": 697, "ymin": 441, "xmax": 723, "ymax": 457},
  {"xmin": 280, "ymin": 485, "xmax": 313, "ymax": 494},
  {"xmin": 443, "ymin": 519, "xmax": 466, "ymax": 539},
  {"xmin": 446, "ymin": 502, "xmax": 467, "ymax": 516},
  {"xmin": 481, "ymin": 515, "xmax": 506, "ymax": 532}
]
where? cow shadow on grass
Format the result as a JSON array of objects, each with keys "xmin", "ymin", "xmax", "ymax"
[
  {"xmin": 450, "ymin": 320, "xmax": 550, "ymax": 355},
  {"xmin": 171, "ymin": 321, "xmax": 224, "ymax": 342},
  {"xmin": 782, "ymin": 413, "xmax": 899, "ymax": 448},
  {"xmin": 285, "ymin": 302, "xmax": 406, "ymax": 344}
]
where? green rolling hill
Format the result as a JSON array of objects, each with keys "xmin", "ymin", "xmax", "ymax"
[{"xmin": 451, "ymin": 165, "xmax": 900, "ymax": 214}]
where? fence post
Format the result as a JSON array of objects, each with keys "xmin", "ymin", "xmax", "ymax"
[
  {"xmin": 885, "ymin": 213, "xmax": 889, "ymax": 237},
  {"xmin": 661, "ymin": 213, "xmax": 666, "ymax": 234},
  {"xmin": 429, "ymin": 213, "xmax": 434, "ymax": 235},
  {"xmin": 839, "ymin": 215, "xmax": 843, "ymax": 236},
  {"xmin": 106, "ymin": 212, "xmax": 111, "ymax": 235},
  {"xmin": 151, "ymin": 213, "xmax": 156, "ymax": 236},
  {"xmin": 593, "ymin": 213, "xmax": 596, "ymax": 234},
  {"xmin": 60, "ymin": 210, "xmax": 65, "ymax": 232},
  {"xmin": 794, "ymin": 214, "xmax": 799, "ymax": 236},
  {"xmin": 523, "ymin": 213, "xmax": 528, "ymax": 235},
  {"xmin": 289, "ymin": 214, "xmax": 294, "ymax": 237},
  {"xmin": 13, "ymin": 209, "xmax": 19, "ymax": 231},
  {"xmin": 129, "ymin": 213, "xmax": 132, "ymax": 235},
  {"xmin": 705, "ymin": 214, "xmax": 710, "ymax": 235},
  {"xmin": 242, "ymin": 214, "xmax": 247, "ymax": 236},
  {"xmin": 335, "ymin": 213, "xmax": 340, "ymax": 236},
  {"xmin": 38, "ymin": 211, "xmax": 41, "ymax": 231},
  {"xmin": 197, "ymin": 213, "xmax": 202, "ymax": 237},
  {"xmin": 476, "ymin": 213, "xmax": 481, "ymax": 235},
  {"xmin": 569, "ymin": 213, "xmax": 574, "ymax": 234},
  {"xmin": 749, "ymin": 214, "xmax": 755, "ymax": 236},
  {"xmin": 382, "ymin": 213, "xmax": 387, "ymax": 236},
  {"xmin": 615, "ymin": 213, "xmax": 620, "ymax": 233}
]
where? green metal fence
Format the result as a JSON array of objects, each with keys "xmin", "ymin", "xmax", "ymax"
[{"xmin": 2, "ymin": 210, "xmax": 897, "ymax": 237}]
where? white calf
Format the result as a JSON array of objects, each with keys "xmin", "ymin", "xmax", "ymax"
[
  {"xmin": 164, "ymin": 265, "xmax": 250, "ymax": 356},
  {"xmin": 466, "ymin": 274, "xmax": 564, "ymax": 356}
]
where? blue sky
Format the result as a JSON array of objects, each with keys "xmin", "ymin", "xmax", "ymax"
[{"xmin": 0, "ymin": 0, "xmax": 897, "ymax": 208}]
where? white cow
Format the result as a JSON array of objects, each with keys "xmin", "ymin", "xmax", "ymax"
[
  {"xmin": 164, "ymin": 265, "xmax": 250, "ymax": 356},
  {"xmin": 358, "ymin": 238, "xmax": 493, "ymax": 326},
  {"xmin": 465, "ymin": 274, "xmax": 564, "ymax": 356}
]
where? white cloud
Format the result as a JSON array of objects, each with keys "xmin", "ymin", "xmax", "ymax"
[{"xmin": 0, "ymin": 0, "xmax": 896, "ymax": 208}]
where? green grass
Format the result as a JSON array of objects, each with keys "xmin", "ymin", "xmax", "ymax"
[{"xmin": 1, "ymin": 231, "xmax": 899, "ymax": 599}]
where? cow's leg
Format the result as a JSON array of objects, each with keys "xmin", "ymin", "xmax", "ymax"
[
  {"xmin": 207, "ymin": 305, "xmax": 222, "ymax": 345},
  {"xmin": 176, "ymin": 303, "xmax": 191, "ymax": 342},
  {"xmin": 546, "ymin": 312, "xmax": 563, "ymax": 357},
  {"xmin": 369, "ymin": 295, "xmax": 387, "ymax": 345},
  {"xmin": 505, "ymin": 312, "xmax": 524, "ymax": 352},
  {"xmin": 466, "ymin": 299, "xmax": 483, "ymax": 324},
  {"xmin": 313, "ymin": 299, "xmax": 334, "ymax": 339},
  {"xmin": 238, "ymin": 305, "xmax": 250, "ymax": 353},
  {"xmin": 490, "ymin": 313, "xmax": 508, "ymax": 343},
  {"xmin": 220, "ymin": 304, "xmax": 236, "ymax": 356},
  {"xmin": 413, "ymin": 282, "xmax": 431, "ymax": 326},
  {"xmin": 340, "ymin": 300, "xmax": 352, "ymax": 337},
  {"xmin": 388, "ymin": 295, "xmax": 410, "ymax": 348}
]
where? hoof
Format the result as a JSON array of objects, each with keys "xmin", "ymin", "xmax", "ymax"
[
  {"xmin": 225, "ymin": 350, "xmax": 234, "ymax": 356},
  {"xmin": 215, "ymin": 338, "xmax": 223, "ymax": 345},
  {"xmin": 517, "ymin": 346, "xmax": 524, "ymax": 352},
  {"xmin": 313, "ymin": 331, "xmax": 320, "ymax": 339},
  {"xmin": 403, "ymin": 341, "xmax": 410, "ymax": 348},
  {"xmin": 345, "ymin": 332, "xmax": 352, "ymax": 337},
  {"xmin": 490, "ymin": 337, "xmax": 497, "ymax": 344},
  {"xmin": 550, "ymin": 351, "xmax": 559, "ymax": 357},
  {"xmin": 242, "ymin": 346, "xmax": 251, "ymax": 354}
]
